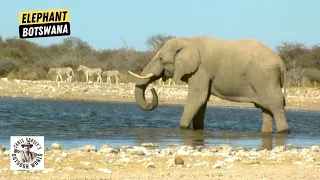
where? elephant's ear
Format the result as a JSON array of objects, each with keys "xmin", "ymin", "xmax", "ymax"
[{"xmin": 173, "ymin": 45, "xmax": 201, "ymax": 82}]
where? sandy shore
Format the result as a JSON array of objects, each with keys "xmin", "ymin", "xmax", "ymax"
[
  {"xmin": 0, "ymin": 143, "xmax": 319, "ymax": 180},
  {"xmin": 0, "ymin": 78, "xmax": 320, "ymax": 111}
]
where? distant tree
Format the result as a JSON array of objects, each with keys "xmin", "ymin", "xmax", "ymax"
[
  {"xmin": 275, "ymin": 42, "xmax": 310, "ymax": 86},
  {"xmin": 145, "ymin": 34, "xmax": 176, "ymax": 52},
  {"xmin": 0, "ymin": 35, "xmax": 4, "ymax": 48},
  {"xmin": 276, "ymin": 42, "xmax": 309, "ymax": 69},
  {"xmin": 305, "ymin": 44, "xmax": 320, "ymax": 69}
]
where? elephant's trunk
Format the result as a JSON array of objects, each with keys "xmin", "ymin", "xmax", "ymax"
[
  {"xmin": 134, "ymin": 82, "xmax": 158, "ymax": 111},
  {"xmin": 130, "ymin": 54, "xmax": 163, "ymax": 111}
]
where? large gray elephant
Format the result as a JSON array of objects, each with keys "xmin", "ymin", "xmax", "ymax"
[{"xmin": 129, "ymin": 36, "xmax": 290, "ymax": 134}]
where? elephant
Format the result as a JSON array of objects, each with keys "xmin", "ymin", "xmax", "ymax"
[{"xmin": 128, "ymin": 36, "xmax": 290, "ymax": 134}]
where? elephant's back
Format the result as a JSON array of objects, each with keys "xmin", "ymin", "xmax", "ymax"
[
  {"xmin": 189, "ymin": 36, "xmax": 286, "ymax": 72},
  {"xmin": 232, "ymin": 39, "xmax": 286, "ymax": 69},
  {"xmin": 209, "ymin": 38, "xmax": 286, "ymax": 74}
]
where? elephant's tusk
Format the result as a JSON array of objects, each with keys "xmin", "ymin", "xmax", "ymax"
[{"xmin": 128, "ymin": 71, "xmax": 154, "ymax": 79}]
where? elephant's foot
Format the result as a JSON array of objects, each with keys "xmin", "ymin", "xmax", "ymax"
[
  {"xmin": 261, "ymin": 128, "xmax": 273, "ymax": 133},
  {"xmin": 277, "ymin": 127, "xmax": 290, "ymax": 134},
  {"xmin": 181, "ymin": 118, "xmax": 204, "ymax": 130},
  {"xmin": 179, "ymin": 122, "xmax": 191, "ymax": 129},
  {"xmin": 193, "ymin": 123, "xmax": 204, "ymax": 130},
  {"xmin": 273, "ymin": 111, "xmax": 290, "ymax": 134},
  {"xmin": 261, "ymin": 121, "xmax": 273, "ymax": 133}
]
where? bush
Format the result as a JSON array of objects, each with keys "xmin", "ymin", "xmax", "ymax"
[{"xmin": 0, "ymin": 58, "xmax": 19, "ymax": 77}]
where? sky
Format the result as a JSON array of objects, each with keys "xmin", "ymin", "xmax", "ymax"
[{"xmin": 1, "ymin": 0, "xmax": 319, "ymax": 51}]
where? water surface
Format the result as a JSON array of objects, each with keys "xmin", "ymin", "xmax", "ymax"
[{"xmin": 0, "ymin": 97, "xmax": 319, "ymax": 150}]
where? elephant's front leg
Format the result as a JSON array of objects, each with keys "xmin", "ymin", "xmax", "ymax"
[
  {"xmin": 192, "ymin": 101, "xmax": 210, "ymax": 130},
  {"xmin": 180, "ymin": 91, "xmax": 209, "ymax": 130},
  {"xmin": 180, "ymin": 78, "xmax": 210, "ymax": 130}
]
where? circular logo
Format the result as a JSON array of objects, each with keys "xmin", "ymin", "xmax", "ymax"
[{"xmin": 10, "ymin": 136, "xmax": 44, "ymax": 170}]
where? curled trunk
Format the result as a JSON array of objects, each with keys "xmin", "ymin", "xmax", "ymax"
[
  {"xmin": 134, "ymin": 84, "xmax": 158, "ymax": 111},
  {"xmin": 131, "ymin": 55, "xmax": 163, "ymax": 111}
]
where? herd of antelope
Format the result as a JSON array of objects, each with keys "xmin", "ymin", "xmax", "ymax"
[{"xmin": 46, "ymin": 65, "xmax": 175, "ymax": 85}]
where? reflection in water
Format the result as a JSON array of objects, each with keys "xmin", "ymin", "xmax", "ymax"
[
  {"xmin": 179, "ymin": 130, "xmax": 288, "ymax": 150},
  {"xmin": 0, "ymin": 97, "xmax": 319, "ymax": 149},
  {"xmin": 131, "ymin": 128, "xmax": 290, "ymax": 150},
  {"xmin": 261, "ymin": 133, "xmax": 286, "ymax": 150},
  {"xmin": 180, "ymin": 129, "xmax": 206, "ymax": 147}
]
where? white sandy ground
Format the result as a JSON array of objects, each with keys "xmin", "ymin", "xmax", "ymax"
[{"xmin": 0, "ymin": 143, "xmax": 319, "ymax": 180}]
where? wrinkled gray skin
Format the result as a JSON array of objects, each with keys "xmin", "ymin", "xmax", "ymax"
[{"xmin": 130, "ymin": 36, "xmax": 290, "ymax": 134}]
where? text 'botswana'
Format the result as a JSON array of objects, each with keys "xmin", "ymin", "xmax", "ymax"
[{"xmin": 18, "ymin": 9, "xmax": 71, "ymax": 39}]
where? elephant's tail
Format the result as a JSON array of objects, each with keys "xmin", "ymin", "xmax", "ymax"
[{"xmin": 281, "ymin": 71, "xmax": 287, "ymax": 107}]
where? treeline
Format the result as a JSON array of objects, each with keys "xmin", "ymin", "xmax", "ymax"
[
  {"xmin": 0, "ymin": 34, "xmax": 319, "ymax": 87},
  {"xmin": 276, "ymin": 42, "xmax": 320, "ymax": 87}
]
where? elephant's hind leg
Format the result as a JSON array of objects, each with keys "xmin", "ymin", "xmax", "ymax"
[
  {"xmin": 252, "ymin": 77, "xmax": 290, "ymax": 134},
  {"xmin": 257, "ymin": 102, "xmax": 289, "ymax": 134},
  {"xmin": 261, "ymin": 108, "xmax": 273, "ymax": 133},
  {"xmin": 256, "ymin": 98, "xmax": 290, "ymax": 134},
  {"xmin": 271, "ymin": 107, "xmax": 290, "ymax": 134},
  {"xmin": 255, "ymin": 103, "xmax": 273, "ymax": 133},
  {"xmin": 265, "ymin": 90, "xmax": 290, "ymax": 133}
]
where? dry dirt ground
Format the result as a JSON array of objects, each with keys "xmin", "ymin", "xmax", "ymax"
[
  {"xmin": 0, "ymin": 79, "xmax": 319, "ymax": 179},
  {"xmin": 0, "ymin": 144, "xmax": 319, "ymax": 180}
]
